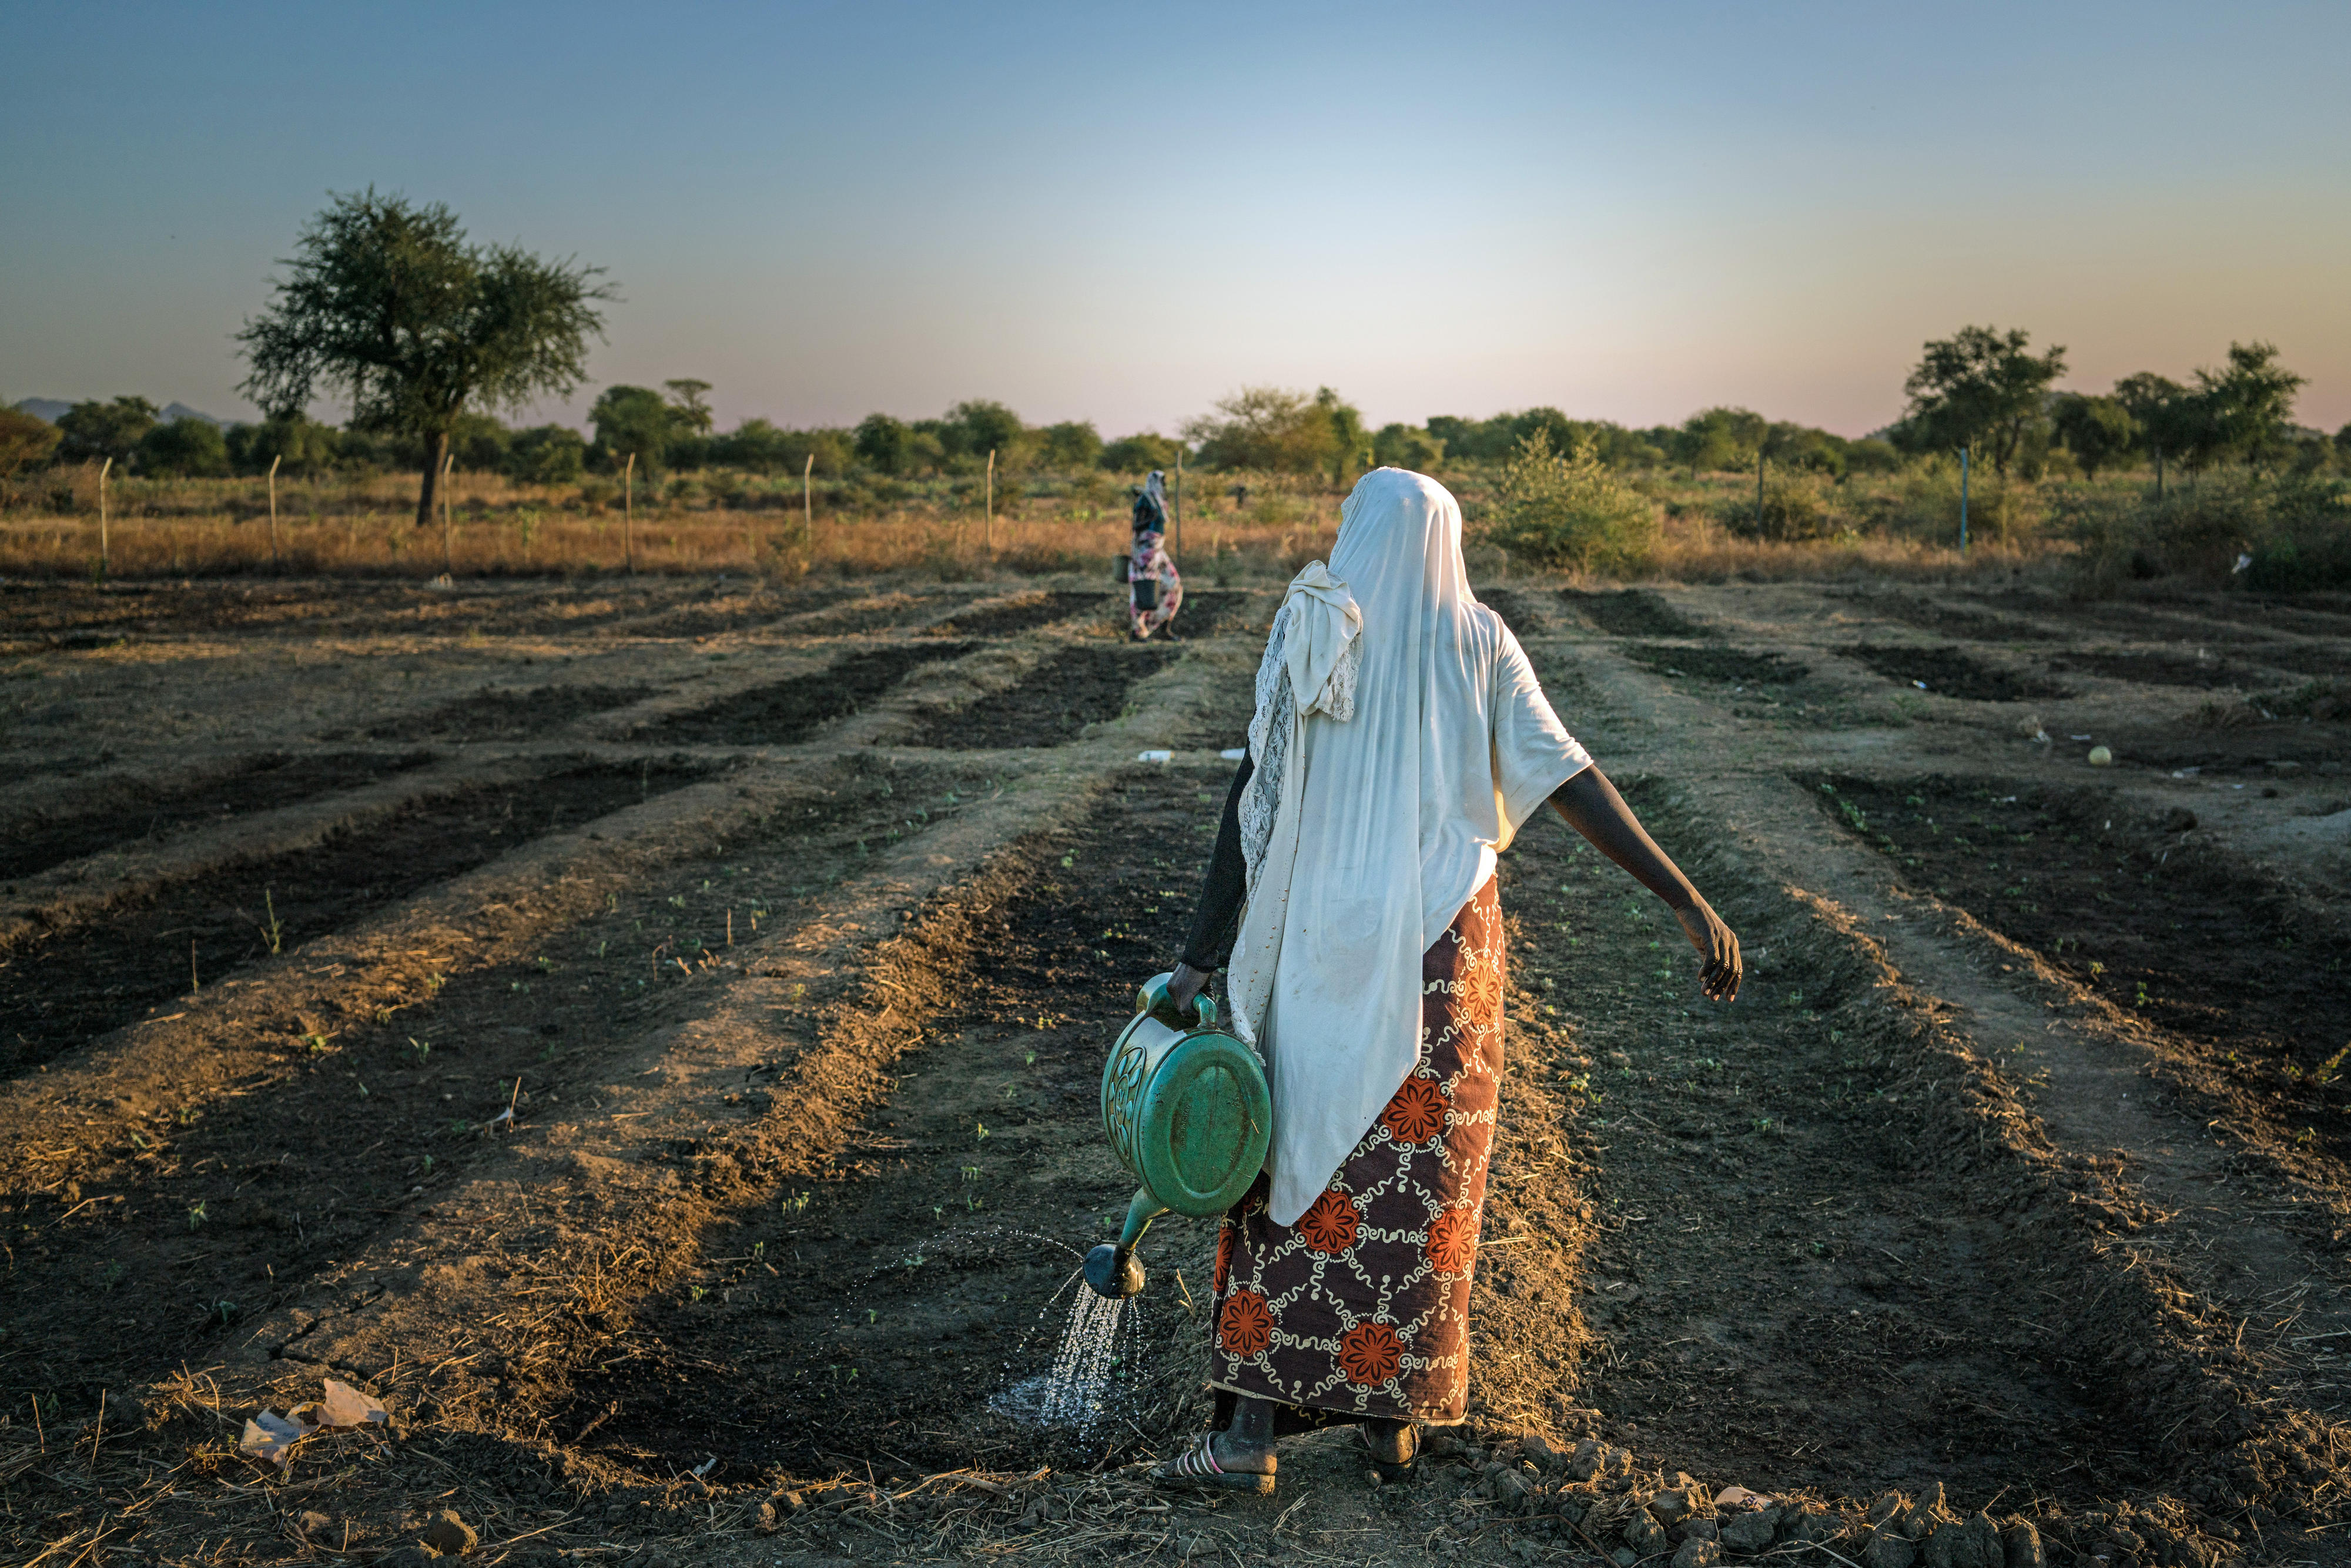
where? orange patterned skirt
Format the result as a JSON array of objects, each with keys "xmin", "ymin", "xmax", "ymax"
[{"xmin": 1208, "ymin": 877, "xmax": 1502, "ymax": 1425}]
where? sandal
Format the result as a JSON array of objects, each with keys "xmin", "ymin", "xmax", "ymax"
[
  {"xmin": 1153, "ymin": 1433, "xmax": 1275, "ymax": 1495},
  {"xmin": 1360, "ymin": 1422, "xmax": 1419, "ymax": 1483}
]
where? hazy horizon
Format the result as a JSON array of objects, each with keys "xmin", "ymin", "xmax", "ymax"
[{"xmin": 5, "ymin": 1, "xmax": 2346, "ymax": 441}]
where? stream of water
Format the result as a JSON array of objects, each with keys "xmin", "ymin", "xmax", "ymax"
[{"xmin": 990, "ymin": 1272, "xmax": 1140, "ymax": 1436}]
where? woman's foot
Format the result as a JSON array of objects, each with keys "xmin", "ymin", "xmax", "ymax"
[
  {"xmin": 1362, "ymin": 1418, "xmax": 1418, "ymax": 1482},
  {"xmin": 1154, "ymin": 1395, "xmax": 1279, "ymax": 1493},
  {"xmin": 1152, "ymin": 1432, "xmax": 1274, "ymax": 1493},
  {"xmin": 1210, "ymin": 1429, "xmax": 1275, "ymax": 1475}
]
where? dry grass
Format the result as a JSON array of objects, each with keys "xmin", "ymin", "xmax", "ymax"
[
  {"xmin": 1623, "ymin": 510, "xmax": 2064, "ymax": 583},
  {"xmin": 0, "ymin": 461, "xmax": 2080, "ymax": 585}
]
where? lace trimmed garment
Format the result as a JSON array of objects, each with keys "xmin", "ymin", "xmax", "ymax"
[{"xmin": 1223, "ymin": 470, "xmax": 1592, "ymax": 1227}]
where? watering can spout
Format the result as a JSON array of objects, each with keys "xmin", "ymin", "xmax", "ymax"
[
  {"xmin": 1083, "ymin": 1188, "xmax": 1163, "ymax": 1299},
  {"xmin": 1086, "ymin": 972, "xmax": 1268, "ymax": 1301}
]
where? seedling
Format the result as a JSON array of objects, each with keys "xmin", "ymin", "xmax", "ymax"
[
  {"xmin": 259, "ymin": 889, "xmax": 284, "ymax": 955},
  {"xmin": 410, "ymin": 1037, "xmax": 431, "ymax": 1064},
  {"xmin": 421, "ymin": 1154, "xmax": 433, "ymax": 1174},
  {"xmin": 187, "ymin": 1201, "xmax": 207, "ymax": 1229},
  {"xmin": 752, "ymin": 1241, "xmax": 765, "ymax": 1261},
  {"xmin": 974, "ymin": 1120, "xmax": 990, "ymax": 1141},
  {"xmin": 688, "ymin": 1285, "xmax": 707, "ymax": 1302},
  {"xmin": 781, "ymin": 1190, "xmax": 812, "ymax": 1215},
  {"xmin": 1024, "ymin": 1050, "xmax": 1037, "ymax": 1066}
]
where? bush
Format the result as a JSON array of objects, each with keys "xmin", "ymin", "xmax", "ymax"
[
  {"xmin": 226, "ymin": 415, "xmax": 343, "ymax": 476},
  {"xmin": 1035, "ymin": 420, "xmax": 1102, "ymax": 470},
  {"xmin": 507, "ymin": 424, "xmax": 586, "ymax": 485},
  {"xmin": 0, "ymin": 408, "xmax": 62, "ymax": 484},
  {"xmin": 2239, "ymin": 477, "xmax": 2351, "ymax": 591},
  {"xmin": 1373, "ymin": 422, "xmax": 1445, "ymax": 472},
  {"xmin": 709, "ymin": 419, "xmax": 851, "ymax": 476},
  {"xmin": 57, "ymin": 396, "xmax": 158, "ymax": 466},
  {"xmin": 2059, "ymin": 471, "xmax": 2351, "ymax": 588},
  {"xmin": 1718, "ymin": 475, "xmax": 1838, "ymax": 541},
  {"xmin": 451, "ymin": 411, "xmax": 511, "ymax": 472},
  {"xmin": 136, "ymin": 417, "xmax": 230, "ymax": 477},
  {"xmin": 1100, "ymin": 431, "xmax": 1181, "ymax": 473},
  {"xmin": 1480, "ymin": 432, "xmax": 1657, "ymax": 571},
  {"xmin": 1857, "ymin": 456, "xmax": 2034, "ymax": 544}
]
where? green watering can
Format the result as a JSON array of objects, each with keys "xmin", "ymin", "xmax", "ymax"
[{"xmin": 1084, "ymin": 974, "xmax": 1272, "ymax": 1299}]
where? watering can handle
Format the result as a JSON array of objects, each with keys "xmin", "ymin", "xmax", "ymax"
[{"xmin": 1136, "ymin": 971, "xmax": 1216, "ymax": 1031}]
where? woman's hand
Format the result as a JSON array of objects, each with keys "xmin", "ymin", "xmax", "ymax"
[
  {"xmin": 1673, "ymin": 897, "xmax": 1743, "ymax": 1002},
  {"xmin": 1168, "ymin": 961, "xmax": 1214, "ymax": 1021}
]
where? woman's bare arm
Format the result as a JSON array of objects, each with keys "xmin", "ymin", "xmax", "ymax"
[{"xmin": 1549, "ymin": 766, "xmax": 1742, "ymax": 1001}]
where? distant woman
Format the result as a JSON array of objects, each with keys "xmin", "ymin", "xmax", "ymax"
[
  {"xmin": 1128, "ymin": 470, "xmax": 1183, "ymax": 641},
  {"xmin": 1154, "ymin": 468, "xmax": 1742, "ymax": 1492}
]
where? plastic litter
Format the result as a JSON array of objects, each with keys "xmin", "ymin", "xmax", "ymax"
[
  {"xmin": 1136, "ymin": 750, "xmax": 1173, "ymax": 764},
  {"xmin": 238, "ymin": 1378, "xmax": 390, "ymax": 1468},
  {"xmin": 1219, "ymin": 748, "xmax": 1247, "ymax": 762}
]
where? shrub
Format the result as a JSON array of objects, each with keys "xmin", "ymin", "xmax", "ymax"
[
  {"xmin": 1481, "ymin": 432, "xmax": 1657, "ymax": 571},
  {"xmin": 1035, "ymin": 420, "xmax": 1102, "ymax": 470},
  {"xmin": 226, "ymin": 414, "xmax": 343, "ymax": 476},
  {"xmin": 0, "ymin": 407, "xmax": 62, "ymax": 485},
  {"xmin": 2059, "ymin": 470, "xmax": 2351, "ymax": 588},
  {"xmin": 137, "ymin": 417, "xmax": 230, "ymax": 477},
  {"xmin": 1373, "ymin": 422, "xmax": 1445, "ymax": 472},
  {"xmin": 451, "ymin": 411, "xmax": 511, "ymax": 472},
  {"xmin": 507, "ymin": 424, "xmax": 587, "ymax": 485},
  {"xmin": 1718, "ymin": 475, "xmax": 1838, "ymax": 541},
  {"xmin": 57, "ymin": 396, "xmax": 158, "ymax": 466},
  {"xmin": 1100, "ymin": 431, "xmax": 1181, "ymax": 473},
  {"xmin": 1857, "ymin": 455, "xmax": 2035, "ymax": 545}
]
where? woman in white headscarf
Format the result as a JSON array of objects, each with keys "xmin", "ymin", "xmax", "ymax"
[{"xmin": 1153, "ymin": 468, "xmax": 1740, "ymax": 1493}]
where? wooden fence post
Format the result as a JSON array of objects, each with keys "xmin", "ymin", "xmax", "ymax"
[
  {"xmin": 441, "ymin": 451, "xmax": 456, "ymax": 575},
  {"xmin": 97, "ymin": 456, "xmax": 111, "ymax": 579},
  {"xmin": 623, "ymin": 452, "xmax": 636, "ymax": 575},
  {"xmin": 802, "ymin": 451, "xmax": 814, "ymax": 550},
  {"xmin": 1173, "ymin": 449, "xmax": 1183, "ymax": 564},
  {"xmin": 267, "ymin": 454, "xmax": 282, "ymax": 572},
  {"xmin": 985, "ymin": 448, "xmax": 996, "ymax": 552}
]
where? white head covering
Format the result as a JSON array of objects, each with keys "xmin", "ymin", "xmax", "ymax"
[
  {"xmin": 1226, "ymin": 468, "xmax": 1592, "ymax": 1225},
  {"xmin": 1141, "ymin": 470, "xmax": 1169, "ymax": 522}
]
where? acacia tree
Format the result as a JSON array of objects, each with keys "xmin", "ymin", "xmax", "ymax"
[
  {"xmin": 2194, "ymin": 341, "xmax": 2303, "ymax": 468},
  {"xmin": 1901, "ymin": 325, "xmax": 2067, "ymax": 477},
  {"xmin": 238, "ymin": 190, "xmax": 611, "ymax": 528}
]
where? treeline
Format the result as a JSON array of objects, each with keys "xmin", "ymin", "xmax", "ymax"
[
  {"xmin": 8, "ymin": 330, "xmax": 2343, "ymax": 495},
  {"xmin": 1882, "ymin": 327, "xmax": 2336, "ymax": 482}
]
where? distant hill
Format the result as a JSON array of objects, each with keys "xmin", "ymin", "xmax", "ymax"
[{"xmin": 10, "ymin": 398, "xmax": 229, "ymax": 427}]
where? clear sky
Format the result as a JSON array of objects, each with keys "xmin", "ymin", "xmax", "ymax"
[{"xmin": 4, "ymin": 1, "xmax": 2346, "ymax": 439}]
